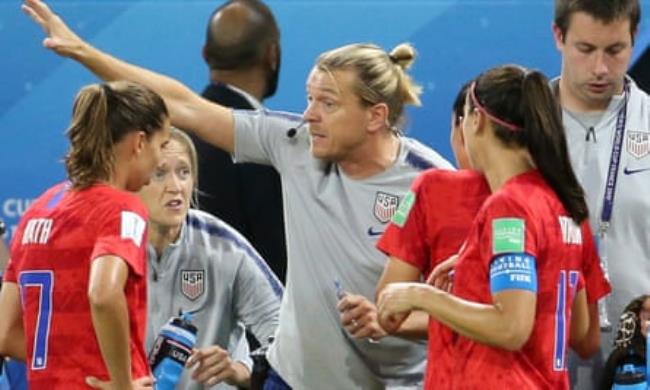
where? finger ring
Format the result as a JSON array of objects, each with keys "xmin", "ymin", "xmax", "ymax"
[{"xmin": 351, "ymin": 319, "xmax": 358, "ymax": 327}]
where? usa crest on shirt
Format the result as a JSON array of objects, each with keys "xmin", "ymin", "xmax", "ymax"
[
  {"xmin": 373, "ymin": 192, "xmax": 399, "ymax": 223},
  {"xmin": 626, "ymin": 131, "xmax": 650, "ymax": 159},
  {"xmin": 180, "ymin": 270, "xmax": 205, "ymax": 301}
]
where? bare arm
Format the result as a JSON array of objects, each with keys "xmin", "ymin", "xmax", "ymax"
[
  {"xmin": 22, "ymin": 0, "xmax": 234, "ymax": 153},
  {"xmin": 0, "ymin": 239, "xmax": 9, "ymax": 272},
  {"xmin": 375, "ymin": 257, "xmax": 428, "ymax": 339},
  {"xmin": 569, "ymin": 293, "xmax": 600, "ymax": 359},
  {"xmin": 378, "ymin": 283, "xmax": 536, "ymax": 351},
  {"xmin": 0, "ymin": 282, "xmax": 26, "ymax": 360},
  {"xmin": 88, "ymin": 255, "xmax": 133, "ymax": 389}
]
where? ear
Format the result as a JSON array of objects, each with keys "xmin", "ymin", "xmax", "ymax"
[
  {"xmin": 552, "ymin": 23, "xmax": 565, "ymax": 51},
  {"xmin": 131, "ymin": 131, "xmax": 148, "ymax": 157},
  {"xmin": 267, "ymin": 42, "xmax": 279, "ymax": 71},
  {"xmin": 366, "ymin": 103, "xmax": 390, "ymax": 134},
  {"xmin": 468, "ymin": 107, "xmax": 487, "ymax": 137}
]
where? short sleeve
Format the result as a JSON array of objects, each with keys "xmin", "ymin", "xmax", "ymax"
[
  {"xmin": 233, "ymin": 248, "xmax": 282, "ymax": 346},
  {"xmin": 91, "ymin": 202, "xmax": 148, "ymax": 277},
  {"xmin": 233, "ymin": 109, "xmax": 303, "ymax": 172},
  {"xmin": 376, "ymin": 174, "xmax": 430, "ymax": 273},
  {"xmin": 580, "ymin": 223, "xmax": 612, "ymax": 303},
  {"xmin": 478, "ymin": 195, "xmax": 539, "ymax": 269}
]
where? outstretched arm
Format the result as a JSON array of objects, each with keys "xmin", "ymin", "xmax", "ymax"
[
  {"xmin": 22, "ymin": 0, "xmax": 234, "ymax": 153},
  {"xmin": 374, "ymin": 257, "xmax": 428, "ymax": 339}
]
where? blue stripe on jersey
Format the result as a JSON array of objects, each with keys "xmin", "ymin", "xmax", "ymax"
[
  {"xmin": 187, "ymin": 215, "xmax": 284, "ymax": 298},
  {"xmin": 405, "ymin": 151, "xmax": 436, "ymax": 171},
  {"xmin": 489, "ymin": 253, "xmax": 538, "ymax": 294},
  {"xmin": 46, "ymin": 182, "xmax": 70, "ymax": 209}
]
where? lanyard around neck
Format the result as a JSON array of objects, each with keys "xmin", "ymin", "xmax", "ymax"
[{"xmin": 599, "ymin": 79, "xmax": 630, "ymax": 235}]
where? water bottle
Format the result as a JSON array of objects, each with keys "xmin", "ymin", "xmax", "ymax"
[
  {"xmin": 148, "ymin": 312, "xmax": 198, "ymax": 390},
  {"xmin": 612, "ymin": 363, "xmax": 646, "ymax": 390}
]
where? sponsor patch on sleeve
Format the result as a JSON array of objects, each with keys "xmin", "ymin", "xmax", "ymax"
[
  {"xmin": 492, "ymin": 218, "xmax": 525, "ymax": 254},
  {"xmin": 120, "ymin": 211, "xmax": 146, "ymax": 247},
  {"xmin": 489, "ymin": 253, "xmax": 538, "ymax": 293},
  {"xmin": 391, "ymin": 191, "xmax": 416, "ymax": 228}
]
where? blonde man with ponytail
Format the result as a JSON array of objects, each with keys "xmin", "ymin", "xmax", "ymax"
[
  {"xmin": 0, "ymin": 80, "xmax": 170, "ymax": 389},
  {"xmin": 24, "ymin": 1, "xmax": 454, "ymax": 388}
]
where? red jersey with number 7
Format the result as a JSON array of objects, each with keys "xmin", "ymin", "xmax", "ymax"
[{"xmin": 4, "ymin": 182, "xmax": 150, "ymax": 388}]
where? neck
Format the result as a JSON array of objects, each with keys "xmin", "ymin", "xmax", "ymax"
[
  {"xmin": 148, "ymin": 222, "xmax": 182, "ymax": 258},
  {"xmin": 107, "ymin": 161, "xmax": 129, "ymax": 191},
  {"xmin": 339, "ymin": 131, "xmax": 400, "ymax": 180},
  {"xmin": 558, "ymin": 76, "xmax": 624, "ymax": 113},
  {"xmin": 209, "ymin": 68, "xmax": 266, "ymax": 102},
  {"xmin": 481, "ymin": 147, "xmax": 534, "ymax": 192}
]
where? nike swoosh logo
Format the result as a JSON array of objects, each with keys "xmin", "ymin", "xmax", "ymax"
[
  {"xmin": 367, "ymin": 227, "xmax": 385, "ymax": 237},
  {"xmin": 623, "ymin": 166, "xmax": 650, "ymax": 175}
]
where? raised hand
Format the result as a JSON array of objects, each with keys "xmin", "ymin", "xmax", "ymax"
[{"xmin": 22, "ymin": 0, "xmax": 86, "ymax": 57}]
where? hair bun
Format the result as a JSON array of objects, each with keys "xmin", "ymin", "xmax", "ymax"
[{"xmin": 389, "ymin": 43, "xmax": 417, "ymax": 70}]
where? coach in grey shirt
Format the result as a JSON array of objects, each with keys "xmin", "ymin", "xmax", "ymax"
[
  {"xmin": 27, "ymin": 7, "xmax": 453, "ymax": 387},
  {"xmin": 140, "ymin": 129, "xmax": 282, "ymax": 389}
]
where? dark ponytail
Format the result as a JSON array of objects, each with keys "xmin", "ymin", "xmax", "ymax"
[
  {"xmin": 520, "ymin": 71, "xmax": 588, "ymax": 223},
  {"xmin": 472, "ymin": 65, "xmax": 588, "ymax": 223}
]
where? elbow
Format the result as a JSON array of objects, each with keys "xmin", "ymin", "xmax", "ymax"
[
  {"xmin": 498, "ymin": 323, "xmax": 533, "ymax": 352},
  {"xmin": 572, "ymin": 342, "xmax": 599, "ymax": 359},
  {"xmin": 87, "ymin": 283, "xmax": 123, "ymax": 311}
]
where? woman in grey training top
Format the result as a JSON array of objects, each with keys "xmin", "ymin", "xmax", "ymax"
[{"xmin": 139, "ymin": 128, "xmax": 282, "ymax": 389}]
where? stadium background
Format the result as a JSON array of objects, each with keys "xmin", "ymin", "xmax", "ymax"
[{"xmin": 1, "ymin": 0, "xmax": 650, "ymax": 242}]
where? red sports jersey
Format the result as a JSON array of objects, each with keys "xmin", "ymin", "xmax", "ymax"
[
  {"xmin": 450, "ymin": 170, "xmax": 609, "ymax": 389},
  {"xmin": 377, "ymin": 169, "xmax": 490, "ymax": 390},
  {"xmin": 4, "ymin": 182, "xmax": 150, "ymax": 388}
]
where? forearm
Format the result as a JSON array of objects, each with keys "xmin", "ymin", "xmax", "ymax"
[
  {"xmin": 0, "ymin": 283, "xmax": 26, "ymax": 361},
  {"xmin": 0, "ymin": 331, "xmax": 26, "ymax": 361},
  {"xmin": 71, "ymin": 43, "xmax": 234, "ymax": 152},
  {"xmin": 570, "ymin": 302, "xmax": 600, "ymax": 358},
  {"xmin": 393, "ymin": 311, "xmax": 429, "ymax": 340},
  {"xmin": 90, "ymin": 291, "xmax": 133, "ymax": 387},
  {"xmin": 413, "ymin": 285, "xmax": 530, "ymax": 350}
]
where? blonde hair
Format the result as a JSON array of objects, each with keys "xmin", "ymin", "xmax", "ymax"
[
  {"xmin": 65, "ymin": 81, "xmax": 168, "ymax": 189},
  {"xmin": 315, "ymin": 42, "xmax": 422, "ymax": 128}
]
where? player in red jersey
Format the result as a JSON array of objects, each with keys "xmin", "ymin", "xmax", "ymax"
[
  {"xmin": 0, "ymin": 81, "xmax": 170, "ymax": 389},
  {"xmin": 375, "ymin": 83, "xmax": 490, "ymax": 389},
  {"xmin": 377, "ymin": 65, "xmax": 611, "ymax": 389}
]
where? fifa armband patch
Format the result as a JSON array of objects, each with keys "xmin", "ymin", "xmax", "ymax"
[
  {"xmin": 489, "ymin": 253, "xmax": 538, "ymax": 294},
  {"xmin": 391, "ymin": 191, "xmax": 416, "ymax": 227},
  {"xmin": 492, "ymin": 218, "xmax": 525, "ymax": 254}
]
